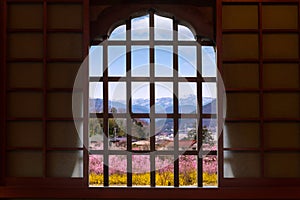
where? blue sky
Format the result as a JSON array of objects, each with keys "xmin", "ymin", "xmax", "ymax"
[{"xmin": 89, "ymin": 14, "xmax": 217, "ymax": 100}]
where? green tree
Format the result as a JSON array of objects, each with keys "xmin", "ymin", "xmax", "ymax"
[
  {"xmin": 187, "ymin": 127, "xmax": 215, "ymax": 146},
  {"xmin": 89, "ymin": 118, "xmax": 103, "ymax": 137},
  {"xmin": 132, "ymin": 119, "xmax": 147, "ymax": 139},
  {"xmin": 202, "ymin": 126, "xmax": 215, "ymax": 146}
]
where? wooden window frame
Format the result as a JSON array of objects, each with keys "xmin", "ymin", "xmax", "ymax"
[{"xmin": 88, "ymin": 11, "xmax": 217, "ymax": 188}]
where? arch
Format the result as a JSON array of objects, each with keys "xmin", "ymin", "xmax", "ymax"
[{"xmin": 90, "ymin": 2, "xmax": 215, "ymax": 44}]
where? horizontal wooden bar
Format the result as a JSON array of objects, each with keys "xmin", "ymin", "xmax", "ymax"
[
  {"xmin": 7, "ymin": 88, "xmax": 83, "ymax": 93},
  {"xmin": 6, "ymin": 147, "xmax": 84, "ymax": 151},
  {"xmin": 47, "ymin": 29, "xmax": 83, "ymax": 33},
  {"xmin": 223, "ymin": 58, "xmax": 300, "ymax": 64},
  {"xmin": 226, "ymin": 88, "xmax": 300, "ymax": 93},
  {"xmin": 223, "ymin": 29, "xmax": 259, "ymax": 33},
  {"xmin": 6, "ymin": 118, "xmax": 83, "ymax": 121},
  {"xmin": 220, "ymin": 178, "xmax": 300, "ymax": 188},
  {"xmin": 226, "ymin": 118, "xmax": 300, "ymax": 122},
  {"xmin": 46, "ymin": 58, "xmax": 83, "ymax": 62},
  {"xmin": 222, "ymin": 0, "xmax": 298, "ymax": 3},
  {"xmin": 223, "ymin": 148, "xmax": 261, "ymax": 151},
  {"xmin": 222, "ymin": 59, "xmax": 259, "ymax": 63},
  {"xmin": 1, "ymin": 185, "xmax": 300, "ymax": 199}
]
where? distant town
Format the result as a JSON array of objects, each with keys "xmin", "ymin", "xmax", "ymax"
[{"xmin": 89, "ymin": 96, "xmax": 217, "ymax": 151}]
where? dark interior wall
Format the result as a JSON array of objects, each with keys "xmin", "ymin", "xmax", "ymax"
[
  {"xmin": 0, "ymin": 0, "xmax": 300, "ymax": 199},
  {"xmin": 220, "ymin": 2, "xmax": 300, "ymax": 187},
  {"xmin": 2, "ymin": 0, "xmax": 85, "ymax": 181}
]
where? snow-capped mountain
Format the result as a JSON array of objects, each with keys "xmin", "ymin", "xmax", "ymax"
[{"xmin": 89, "ymin": 95, "xmax": 216, "ymax": 114}]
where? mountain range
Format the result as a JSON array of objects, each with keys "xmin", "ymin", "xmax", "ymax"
[{"xmin": 89, "ymin": 95, "xmax": 216, "ymax": 114}]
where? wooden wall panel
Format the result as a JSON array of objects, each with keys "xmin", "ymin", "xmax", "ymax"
[
  {"xmin": 262, "ymin": 5, "xmax": 298, "ymax": 29},
  {"xmin": 222, "ymin": 5, "xmax": 258, "ymax": 29},
  {"xmin": 8, "ymin": 62, "xmax": 43, "ymax": 88},
  {"xmin": 48, "ymin": 4, "xmax": 83, "ymax": 29},
  {"xmin": 221, "ymin": 1, "xmax": 300, "ymax": 189},
  {"xmin": 223, "ymin": 63, "xmax": 259, "ymax": 88},
  {"xmin": 224, "ymin": 122, "xmax": 260, "ymax": 148},
  {"xmin": 3, "ymin": 0, "xmax": 86, "ymax": 186},
  {"xmin": 7, "ymin": 121, "xmax": 43, "ymax": 148},
  {"xmin": 263, "ymin": 63, "xmax": 299, "ymax": 88},
  {"xmin": 7, "ymin": 92, "xmax": 43, "ymax": 118},
  {"xmin": 7, "ymin": 151, "xmax": 43, "ymax": 177},
  {"xmin": 8, "ymin": 3, "xmax": 43, "ymax": 29},
  {"xmin": 47, "ymin": 62, "xmax": 81, "ymax": 89},
  {"xmin": 8, "ymin": 33, "xmax": 43, "ymax": 59},
  {"xmin": 264, "ymin": 122, "xmax": 300, "ymax": 148},
  {"xmin": 222, "ymin": 34, "xmax": 259, "ymax": 59}
]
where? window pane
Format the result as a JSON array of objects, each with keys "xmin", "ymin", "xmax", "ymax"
[
  {"xmin": 154, "ymin": 14, "xmax": 172, "ymax": 40},
  {"xmin": 108, "ymin": 46, "xmax": 126, "ymax": 76},
  {"xmin": 109, "ymin": 155, "xmax": 127, "ymax": 186},
  {"xmin": 132, "ymin": 118, "xmax": 150, "ymax": 150},
  {"xmin": 179, "ymin": 155, "xmax": 197, "ymax": 186},
  {"xmin": 132, "ymin": 82, "xmax": 150, "ymax": 113},
  {"xmin": 109, "ymin": 25, "xmax": 126, "ymax": 40},
  {"xmin": 131, "ymin": 46, "xmax": 149, "ymax": 77},
  {"xmin": 132, "ymin": 155, "xmax": 150, "ymax": 186},
  {"xmin": 179, "ymin": 118, "xmax": 197, "ymax": 150},
  {"xmin": 155, "ymin": 82, "xmax": 173, "ymax": 113},
  {"xmin": 109, "ymin": 118, "xmax": 127, "ymax": 150},
  {"xmin": 109, "ymin": 82, "xmax": 126, "ymax": 113},
  {"xmin": 89, "ymin": 155, "xmax": 103, "ymax": 186},
  {"xmin": 132, "ymin": 15, "xmax": 149, "ymax": 40},
  {"xmin": 155, "ymin": 119, "xmax": 174, "ymax": 150},
  {"xmin": 202, "ymin": 118, "xmax": 217, "ymax": 151},
  {"xmin": 203, "ymin": 155, "xmax": 217, "ymax": 187},
  {"xmin": 179, "ymin": 82, "xmax": 197, "ymax": 114},
  {"xmin": 89, "ymin": 118, "xmax": 103, "ymax": 150},
  {"xmin": 202, "ymin": 82, "xmax": 217, "ymax": 114},
  {"xmin": 155, "ymin": 46, "xmax": 173, "ymax": 77},
  {"xmin": 202, "ymin": 46, "xmax": 216, "ymax": 77},
  {"xmin": 179, "ymin": 46, "xmax": 197, "ymax": 77},
  {"xmin": 178, "ymin": 25, "xmax": 195, "ymax": 41},
  {"xmin": 89, "ymin": 82, "xmax": 103, "ymax": 113},
  {"xmin": 89, "ymin": 46, "xmax": 103, "ymax": 77},
  {"xmin": 156, "ymin": 155, "xmax": 174, "ymax": 186}
]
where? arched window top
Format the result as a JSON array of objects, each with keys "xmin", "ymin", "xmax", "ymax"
[
  {"xmin": 90, "ymin": 2, "xmax": 215, "ymax": 45},
  {"xmin": 108, "ymin": 13, "xmax": 196, "ymax": 41},
  {"xmin": 109, "ymin": 24, "xmax": 126, "ymax": 40}
]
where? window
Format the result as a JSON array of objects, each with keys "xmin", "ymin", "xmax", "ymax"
[{"xmin": 88, "ymin": 11, "xmax": 218, "ymax": 187}]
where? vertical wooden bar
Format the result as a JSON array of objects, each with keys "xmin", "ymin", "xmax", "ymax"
[
  {"xmin": 196, "ymin": 37, "xmax": 203, "ymax": 187},
  {"xmin": 298, "ymin": 0, "xmax": 300, "ymax": 148},
  {"xmin": 216, "ymin": 0, "xmax": 224, "ymax": 187},
  {"xmin": 258, "ymin": 2, "xmax": 265, "ymax": 178},
  {"xmin": 126, "ymin": 18, "xmax": 132, "ymax": 187},
  {"xmin": 43, "ymin": 0, "xmax": 47, "ymax": 178},
  {"xmin": 83, "ymin": 0, "xmax": 90, "ymax": 186},
  {"xmin": 149, "ymin": 11, "xmax": 156, "ymax": 187},
  {"xmin": 297, "ymin": 1, "xmax": 300, "ymax": 183},
  {"xmin": 173, "ymin": 18, "xmax": 179, "ymax": 187},
  {"xmin": 0, "ymin": 0, "xmax": 7, "ymax": 185},
  {"xmin": 103, "ymin": 36, "xmax": 109, "ymax": 187}
]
